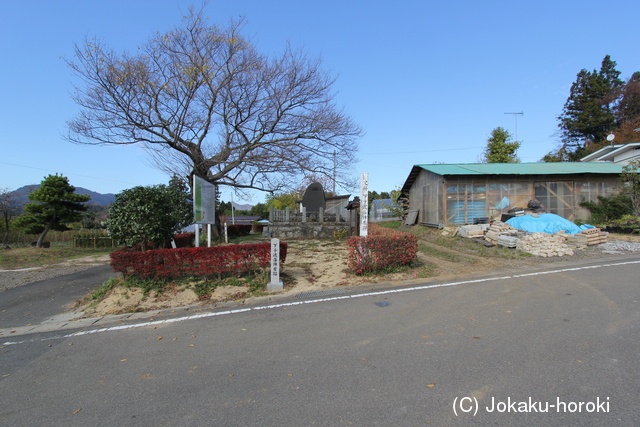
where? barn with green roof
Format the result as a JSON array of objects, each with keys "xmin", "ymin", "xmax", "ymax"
[{"xmin": 399, "ymin": 162, "xmax": 624, "ymax": 225}]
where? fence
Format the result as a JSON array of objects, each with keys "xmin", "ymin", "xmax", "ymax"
[
  {"xmin": 269, "ymin": 206, "xmax": 342, "ymax": 223},
  {"xmin": 73, "ymin": 236, "xmax": 117, "ymax": 249},
  {"xmin": 2, "ymin": 229, "xmax": 112, "ymax": 247}
]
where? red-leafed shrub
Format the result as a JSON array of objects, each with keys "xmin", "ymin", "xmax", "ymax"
[
  {"xmin": 173, "ymin": 233, "xmax": 195, "ymax": 248},
  {"xmin": 346, "ymin": 223, "xmax": 417, "ymax": 274},
  {"xmin": 111, "ymin": 242, "xmax": 288, "ymax": 279}
]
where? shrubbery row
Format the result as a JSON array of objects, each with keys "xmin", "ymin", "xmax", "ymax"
[
  {"xmin": 110, "ymin": 242, "xmax": 287, "ymax": 279},
  {"xmin": 346, "ymin": 223, "xmax": 418, "ymax": 274}
]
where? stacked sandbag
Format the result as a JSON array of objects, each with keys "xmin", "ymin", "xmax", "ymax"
[
  {"xmin": 515, "ymin": 232, "xmax": 574, "ymax": 257},
  {"xmin": 485, "ymin": 221, "xmax": 518, "ymax": 244},
  {"xmin": 458, "ymin": 224, "xmax": 489, "ymax": 238},
  {"xmin": 497, "ymin": 235, "xmax": 519, "ymax": 248},
  {"xmin": 565, "ymin": 233, "xmax": 588, "ymax": 250}
]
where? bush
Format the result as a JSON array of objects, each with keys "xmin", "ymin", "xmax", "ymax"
[
  {"xmin": 346, "ymin": 223, "xmax": 418, "ymax": 274},
  {"xmin": 111, "ymin": 242, "xmax": 287, "ymax": 278},
  {"xmin": 110, "ymin": 242, "xmax": 288, "ymax": 279},
  {"xmin": 580, "ymin": 194, "xmax": 633, "ymax": 225},
  {"xmin": 609, "ymin": 215, "xmax": 640, "ymax": 229},
  {"xmin": 107, "ymin": 184, "xmax": 192, "ymax": 250}
]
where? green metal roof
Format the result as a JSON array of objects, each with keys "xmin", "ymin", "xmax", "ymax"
[{"xmin": 415, "ymin": 162, "xmax": 624, "ymax": 176}]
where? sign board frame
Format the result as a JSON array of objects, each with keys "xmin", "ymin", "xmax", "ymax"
[{"xmin": 193, "ymin": 175, "xmax": 217, "ymax": 225}]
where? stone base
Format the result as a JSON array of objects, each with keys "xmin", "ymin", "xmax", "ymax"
[{"xmin": 267, "ymin": 281, "xmax": 284, "ymax": 290}]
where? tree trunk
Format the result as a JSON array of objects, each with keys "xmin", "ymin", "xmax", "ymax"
[
  {"xmin": 2, "ymin": 213, "xmax": 10, "ymax": 248},
  {"xmin": 36, "ymin": 221, "xmax": 54, "ymax": 248},
  {"xmin": 210, "ymin": 217, "xmax": 221, "ymax": 238}
]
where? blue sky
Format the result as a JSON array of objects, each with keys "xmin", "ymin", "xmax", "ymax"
[{"xmin": 2, "ymin": 0, "xmax": 639, "ymax": 204}]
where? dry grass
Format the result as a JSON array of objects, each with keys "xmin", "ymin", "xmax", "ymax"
[{"xmin": 0, "ymin": 246, "xmax": 112, "ymax": 269}]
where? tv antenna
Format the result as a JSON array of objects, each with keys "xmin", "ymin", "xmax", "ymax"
[{"xmin": 504, "ymin": 112, "xmax": 524, "ymax": 142}]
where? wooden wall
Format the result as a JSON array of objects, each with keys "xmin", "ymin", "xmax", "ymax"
[{"xmin": 408, "ymin": 170, "xmax": 619, "ymax": 225}]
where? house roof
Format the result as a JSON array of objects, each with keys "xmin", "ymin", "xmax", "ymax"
[
  {"xmin": 580, "ymin": 142, "xmax": 640, "ymax": 162},
  {"xmin": 221, "ymin": 215, "xmax": 262, "ymax": 224},
  {"xmin": 400, "ymin": 162, "xmax": 625, "ymax": 195}
]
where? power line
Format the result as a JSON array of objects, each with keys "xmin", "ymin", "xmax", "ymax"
[
  {"xmin": 364, "ymin": 146, "xmax": 483, "ymax": 155},
  {"xmin": 0, "ymin": 161, "xmax": 144, "ymax": 186}
]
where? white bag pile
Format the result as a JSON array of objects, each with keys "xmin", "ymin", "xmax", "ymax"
[
  {"xmin": 485, "ymin": 221, "xmax": 518, "ymax": 245},
  {"xmin": 458, "ymin": 224, "xmax": 489, "ymax": 238},
  {"xmin": 497, "ymin": 235, "xmax": 519, "ymax": 248}
]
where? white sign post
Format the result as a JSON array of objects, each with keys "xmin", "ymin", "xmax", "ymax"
[
  {"xmin": 360, "ymin": 173, "xmax": 369, "ymax": 237},
  {"xmin": 268, "ymin": 238, "xmax": 283, "ymax": 289}
]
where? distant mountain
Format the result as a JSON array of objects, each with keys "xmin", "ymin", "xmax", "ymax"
[
  {"xmin": 10, "ymin": 185, "xmax": 254, "ymax": 211},
  {"xmin": 232, "ymin": 201, "xmax": 254, "ymax": 211},
  {"xmin": 10, "ymin": 185, "xmax": 116, "ymax": 206}
]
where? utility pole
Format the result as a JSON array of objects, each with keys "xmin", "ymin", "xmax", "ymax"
[
  {"xmin": 504, "ymin": 112, "xmax": 524, "ymax": 142},
  {"xmin": 333, "ymin": 150, "xmax": 337, "ymax": 194}
]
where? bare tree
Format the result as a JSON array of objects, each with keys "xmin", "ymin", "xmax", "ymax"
[
  {"xmin": 0, "ymin": 188, "xmax": 20, "ymax": 249},
  {"xmin": 66, "ymin": 7, "xmax": 362, "ymax": 195}
]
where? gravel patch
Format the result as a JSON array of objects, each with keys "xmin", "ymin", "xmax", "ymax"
[
  {"xmin": 0, "ymin": 254, "xmax": 111, "ymax": 292},
  {"xmin": 599, "ymin": 240, "xmax": 640, "ymax": 252}
]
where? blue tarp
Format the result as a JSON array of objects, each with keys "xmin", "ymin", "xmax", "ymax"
[{"xmin": 506, "ymin": 213, "xmax": 593, "ymax": 235}]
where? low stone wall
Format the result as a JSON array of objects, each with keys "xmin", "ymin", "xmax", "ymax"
[{"xmin": 265, "ymin": 223, "xmax": 349, "ymax": 239}]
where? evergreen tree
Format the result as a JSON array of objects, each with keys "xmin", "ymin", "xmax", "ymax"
[
  {"xmin": 554, "ymin": 55, "xmax": 624, "ymax": 160},
  {"xmin": 249, "ymin": 203, "xmax": 269, "ymax": 218},
  {"xmin": 482, "ymin": 127, "xmax": 520, "ymax": 163},
  {"xmin": 15, "ymin": 175, "xmax": 90, "ymax": 248},
  {"xmin": 169, "ymin": 174, "xmax": 190, "ymax": 195},
  {"xmin": 612, "ymin": 71, "xmax": 640, "ymax": 143}
]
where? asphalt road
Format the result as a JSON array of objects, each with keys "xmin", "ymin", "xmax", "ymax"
[
  {"xmin": 1, "ymin": 255, "xmax": 639, "ymax": 426},
  {"xmin": 0, "ymin": 265, "xmax": 116, "ymax": 329}
]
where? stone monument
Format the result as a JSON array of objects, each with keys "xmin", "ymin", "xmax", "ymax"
[{"xmin": 301, "ymin": 182, "xmax": 326, "ymax": 213}]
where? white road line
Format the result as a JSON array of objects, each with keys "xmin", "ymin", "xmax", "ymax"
[
  {"xmin": 0, "ymin": 267, "xmax": 42, "ymax": 272},
  {"xmin": 3, "ymin": 259, "xmax": 640, "ymax": 346}
]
